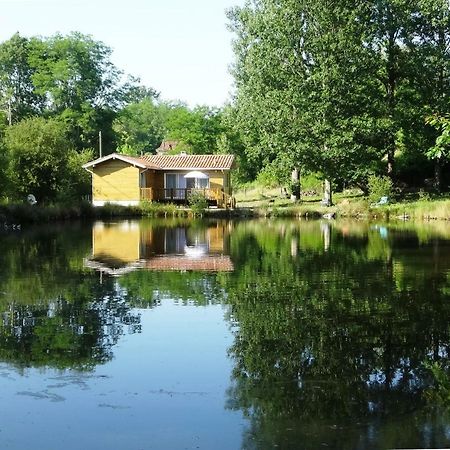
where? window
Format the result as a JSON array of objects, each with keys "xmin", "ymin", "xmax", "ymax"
[
  {"xmin": 164, "ymin": 174, "xmax": 187, "ymax": 199},
  {"xmin": 196, "ymin": 178, "xmax": 209, "ymax": 189}
]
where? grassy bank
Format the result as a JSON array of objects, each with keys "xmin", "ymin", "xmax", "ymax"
[
  {"xmin": 0, "ymin": 200, "xmax": 230, "ymax": 225},
  {"xmin": 3, "ymin": 191, "xmax": 450, "ymax": 225},
  {"xmin": 234, "ymin": 186, "xmax": 450, "ymax": 221}
]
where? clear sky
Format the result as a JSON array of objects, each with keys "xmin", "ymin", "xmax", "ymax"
[{"xmin": 0, "ymin": 0, "xmax": 244, "ymax": 107}]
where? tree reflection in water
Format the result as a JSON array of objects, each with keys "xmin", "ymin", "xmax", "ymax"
[
  {"xmin": 0, "ymin": 224, "xmax": 141, "ymax": 370},
  {"xmin": 224, "ymin": 221, "xmax": 450, "ymax": 449},
  {"xmin": 1, "ymin": 220, "xmax": 450, "ymax": 447}
]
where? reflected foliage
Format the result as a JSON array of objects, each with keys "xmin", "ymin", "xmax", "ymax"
[
  {"xmin": 0, "ymin": 224, "xmax": 141, "ymax": 370},
  {"xmin": 223, "ymin": 220, "xmax": 450, "ymax": 449}
]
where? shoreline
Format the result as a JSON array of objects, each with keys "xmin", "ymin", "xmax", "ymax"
[{"xmin": 2, "ymin": 197, "xmax": 450, "ymax": 226}]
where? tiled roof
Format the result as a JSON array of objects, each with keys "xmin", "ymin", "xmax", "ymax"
[
  {"xmin": 144, "ymin": 255, "xmax": 234, "ymax": 272},
  {"xmin": 84, "ymin": 256, "xmax": 234, "ymax": 274},
  {"xmin": 142, "ymin": 154, "xmax": 235, "ymax": 170},
  {"xmin": 83, "ymin": 152, "xmax": 235, "ymax": 171}
]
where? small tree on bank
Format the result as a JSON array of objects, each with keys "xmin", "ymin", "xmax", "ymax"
[{"xmin": 4, "ymin": 117, "xmax": 73, "ymax": 202}]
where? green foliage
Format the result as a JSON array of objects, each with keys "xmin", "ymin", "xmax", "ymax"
[
  {"xmin": 255, "ymin": 167, "xmax": 279, "ymax": 188},
  {"xmin": 0, "ymin": 33, "xmax": 45, "ymax": 122},
  {"xmin": 4, "ymin": 117, "xmax": 73, "ymax": 201},
  {"xmin": 188, "ymin": 191, "xmax": 208, "ymax": 216},
  {"xmin": 424, "ymin": 360, "xmax": 450, "ymax": 407},
  {"xmin": 158, "ymin": 103, "xmax": 225, "ymax": 154},
  {"xmin": 28, "ymin": 33, "xmax": 122, "ymax": 111},
  {"xmin": 113, "ymin": 98, "xmax": 165, "ymax": 155},
  {"xmin": 57, "ymin": 148, "xmax": 94, "ymax": 202},
  {"xmin": 426, "ymin": 115, "xmax": 450, "ymax": 161},
  {"xmin": 140, "ymin": 200, "xmax": 188, "ymax": 218},
  {"xmin": 367, "ymin": 175, "xmax": 394, "ymax": 204},
  {"xmin": 418, "ymin": 188, "xmax": 432, "ymax": 201},
  {"xmin": 227, "ymin": 0, "xmax": 450, "ymax": 188},
  {"xmin": 301, "ymin": 173, "xmax": 322, "ymax": 192}
]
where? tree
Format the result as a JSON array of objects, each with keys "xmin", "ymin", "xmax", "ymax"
[
  {"xmin": 416, "ymin": 0, "xmax": 450, "ymax": 190},
  {"xmin": 4, "ymin": 117, "xmax": 73, "ymax": 201},
  {"xmin": 28, "ymin": 32, "xmax": 123, "ymax": 112},
  {"xmin": 162, "ymin": 103, "xmax": 224, "ymax": 154},
  {"xmin": 0, "ymin": 33, "xmax": 44, "ymax": 124},
  {"xmin": 113, "ymin": 98, "xmax": 165, "ymax": 155},
  {"xmin": 426, "ymin": 114, "xmax": 450, "ymax": 188},
  {"xmin": 26, "ymin": 32, "xmax": 125, "ymax": 150},
  {"xmin": 58, "ymin": 148, "xmax": 94, "ymax": 202},
  {"xmin": 228, "ymin": 0, "xmax": 384, "ymax": 189},
  {"xmin": 228, "ymin": 0, "xmax": 450, "ymax": 190}
]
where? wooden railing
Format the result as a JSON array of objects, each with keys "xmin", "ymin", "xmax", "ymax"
[{"xmin": 140, "ymin": 188, "xmax": 235, "ymax": 208}]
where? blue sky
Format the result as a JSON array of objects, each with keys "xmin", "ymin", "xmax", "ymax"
[{"xmin": 0, "ymin": 0, "xmax": 244, "ymax": 107}]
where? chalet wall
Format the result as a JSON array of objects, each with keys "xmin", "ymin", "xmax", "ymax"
[
  {"xmin": 144, "ymin": 171, "xmax": 164, "ymax": 190},
  {"xmin": 92, "ymin": 160, "xmax": 140, "ymax": 203},
  {"xmin": 205, "ymin": 171, "xmax": 221, "ymax": 190}
]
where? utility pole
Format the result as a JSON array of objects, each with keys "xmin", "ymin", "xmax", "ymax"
[{"xmin": 99, "ymin": 131, "xmax": 102, "ymax": 158}]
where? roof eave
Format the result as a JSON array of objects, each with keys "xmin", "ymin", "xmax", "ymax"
[
  {"xmin": 82, "ymin": 153, "xmax": 149, "ymax": 170},
  {"xmin": 157, "ymin": 166, "xmax": 234, "ymax": 171}
]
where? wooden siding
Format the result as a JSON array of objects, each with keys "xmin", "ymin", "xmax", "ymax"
[
  {"xmin": 92, "ymin": 160, "xmax": 140, "ymax": 202},
  {"xmin": 144, "ymin": 170, "xmax": 164, "ymax": 190},
  {"xmin": 209, "ymin": 225, "xmax": 225, "ymax": 253},
  {"xmin": 206, "ymin": 171, "xmax": 223, "ymax": 190}
]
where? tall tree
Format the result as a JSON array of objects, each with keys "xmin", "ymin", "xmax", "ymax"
[
  {"xmin": 417, "ymin": 0, "xmax": 450, "ymax": 190},
  {"xmin": 0, "ymin": 33, "xmax": 44, "ymax": 124},
  {"xmin": 228, "ymin": 0, "xmax": 384, "ymax": 188},
  {"xmin": 26, "ymin": 33, "xmax": 125, "ymax": 150}
]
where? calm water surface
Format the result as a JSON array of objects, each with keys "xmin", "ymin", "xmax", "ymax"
[{"xmin": 1, "ymin": 218, "xmax": 450, "ymax": 449}]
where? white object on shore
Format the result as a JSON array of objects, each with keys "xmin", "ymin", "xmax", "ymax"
[{"xmin": 27, "ymin": 194, "xmax": 37, "ymax": 205}]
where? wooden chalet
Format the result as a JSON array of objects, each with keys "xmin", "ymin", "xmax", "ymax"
[{"xmin": 82, "ymin": 152, "xmax": 235, "ymax": 208}]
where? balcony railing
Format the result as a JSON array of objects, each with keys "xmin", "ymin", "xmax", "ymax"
[{"xmin": 140, "ymin": 188, "xmax": 234, "ymax": 208}]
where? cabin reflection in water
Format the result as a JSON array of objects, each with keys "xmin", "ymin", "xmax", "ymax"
[{"xmin": 84, "ymin": 220, "xmax": 233, "ymax": 276}]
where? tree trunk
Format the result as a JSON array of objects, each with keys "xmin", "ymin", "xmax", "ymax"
[
  {"xmin": 386, "ymin": 15, "xmax": 397, "ymax": 178},
  {"xmin": 434, "ymin": 156, "xmax": 442, "ymax": 192},
  {"xmin": 7, "ymin": 98, "xmax": 12, "ymax": 126},
  {"xmin": 290, "ymin": 167, "xmax": 300, "ymax": 202},
  {"xmin": 387, "ymin": 151, "xmax": 395, "ymax": 176},
  {"xmin": 323, "ymin": 179, "xmax": 332, "ymax": 206}
]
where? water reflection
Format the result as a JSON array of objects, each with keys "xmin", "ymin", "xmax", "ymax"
[
  {"xmin": 0, "ymin": 224, "xmax": 141, "ymax": 371},
  {"xmin": 224, "ymin": 220, "xmax": 450, "ymax": 448},
  {"xmin": 85, "ymin": 219, "xmax": 233, "ymax": 275},
  {"xmin": 0, "ymin": 220, "xmax": 450, "ymax": 448}
]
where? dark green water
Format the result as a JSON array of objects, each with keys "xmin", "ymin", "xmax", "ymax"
[{"xmin": 1, "ymin": 218, "xmax": 450, "ymax": 449}]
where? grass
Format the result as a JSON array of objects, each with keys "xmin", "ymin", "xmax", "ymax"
[
  {"xmin": 0, "ymin": 199, "xmax": 217, "ymax": 225},
  {"xmin": 234, "ymin": 185, "xmax": 450, "ymax": 221},
  {"xmin": 3, "ymin": 189, "xmax": 450, "ymax": 225}
]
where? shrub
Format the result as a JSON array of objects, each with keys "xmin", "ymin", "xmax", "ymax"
[
  {"xmin": 188, "ymin": 191, "xmax": 208, "ymax": 216},
  {"xmin": 367, "ymin": 175, "xmax": 393, "ymax": 204},
  {"xmin": 418, "ymin": 189, "xmax": 431, "ymax": 201}
]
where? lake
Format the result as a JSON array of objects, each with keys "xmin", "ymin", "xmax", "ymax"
[{"xmin": 1, "ymin": 218, "xmax": 450, "ymax": 449}]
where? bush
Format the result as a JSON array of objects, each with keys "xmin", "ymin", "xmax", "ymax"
[
  {"xmin": 188, "ymin": 191, "xmax": 208, "ymax": 216},
  {"xmin": 367, "ymin": 175, "xmax": 393, "ymax": 204}
]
